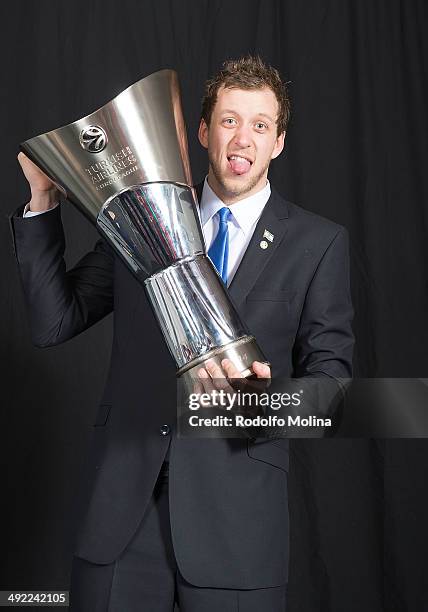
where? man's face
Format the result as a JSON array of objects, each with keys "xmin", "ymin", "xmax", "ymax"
[{"xmin": 198, "ymin": 86, "xmax": 285, "ymax": 204}]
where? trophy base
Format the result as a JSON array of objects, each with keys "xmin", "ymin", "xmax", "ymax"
[{"xmin": 177, "ymin": 336, "xmax": 269, "ymax": 385}]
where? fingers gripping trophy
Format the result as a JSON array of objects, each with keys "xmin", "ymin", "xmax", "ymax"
[{"xmin": 20, "ymin": 69, "xmax": 268, "ymax": 390}]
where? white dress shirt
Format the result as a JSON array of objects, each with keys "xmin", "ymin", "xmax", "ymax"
[
  {"xmin": 199, "ymin": 177, "xmax": 271, "ymax": 285},
  {"xmin": 23, "ymin": 177, "xmax": 271, "ymax": 286}
]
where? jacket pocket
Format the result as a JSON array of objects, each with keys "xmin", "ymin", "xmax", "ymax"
[
  {"xmin": 247, "ymin": 290, "xmax": 291, "ymax": 302},
  {"xmin": 93, "ymin": 403, "xmax": 112, "ymax": 427},
  {"xmin": 247, "ymin": 438, "xmax": 289, "ymax": 472}
]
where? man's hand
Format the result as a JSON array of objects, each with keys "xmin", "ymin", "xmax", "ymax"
[
  {"xmin": 191, "ymin": 359, "xmax": 270, "ymax": 422},
  {"xmin": 17, "ymin": 152, "xmax": 60, "ymax": 212},
  {"xmin": 196, "ymin": 358, "xmax": 271, "ymax": 397},
  {"xmin": 200, "ymin": 358, "xmax": 270, "ymax": 381}
]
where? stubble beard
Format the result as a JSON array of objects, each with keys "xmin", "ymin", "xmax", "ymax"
[{"xmin": 209, "ymin": 157, "xmax": 270, "ymax": 201}]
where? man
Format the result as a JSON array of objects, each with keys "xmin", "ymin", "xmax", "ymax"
[{"xmin": 11, "ymin": 56, "xmax": 354, "ymax": 611}]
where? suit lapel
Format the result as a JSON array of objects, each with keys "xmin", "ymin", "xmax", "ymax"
[{"xmin": 228, "ymin": 189, "xmax": 289, "ymax": 306}]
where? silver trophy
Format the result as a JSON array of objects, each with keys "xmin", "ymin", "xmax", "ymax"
[{"xmin": 20, "ymin": 69, "xmax": 268, "ymax": 388}]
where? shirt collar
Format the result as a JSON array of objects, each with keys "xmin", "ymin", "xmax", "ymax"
[{"xmin": 200, "ymin": 176, "xmax": 271, "ymax": 235}]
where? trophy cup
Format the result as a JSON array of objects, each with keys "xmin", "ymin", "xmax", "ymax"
[{"xmin": 20, "ymin": 69, "xmax": 268, "ymax": 389}]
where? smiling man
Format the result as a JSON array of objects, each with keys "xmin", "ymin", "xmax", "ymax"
[{"xmin": 11, "ymin": 56, "xmax": 354, "ymax": 611}]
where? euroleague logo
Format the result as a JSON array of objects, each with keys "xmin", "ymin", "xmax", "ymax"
[{"xmin": 79, "ymin": 125, "xmax": 108, "ymax": 153}]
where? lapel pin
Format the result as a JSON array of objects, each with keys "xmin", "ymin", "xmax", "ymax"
[
  {"xmin": 260, "ymin": 240, "xmax": 269, "ymax": 250},
  {"xmin": 263, "ymin": 229, "xmax": 274, "ymax": 242}
]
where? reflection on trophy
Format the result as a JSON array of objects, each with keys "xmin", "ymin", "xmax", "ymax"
[{"xmin": 20, "ymin": 69, "xmax": 268, "ymax": 388}]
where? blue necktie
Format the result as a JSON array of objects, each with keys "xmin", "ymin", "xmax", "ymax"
[{"xmin": 208, "ymin": 207, "xmax": 231, "ymax": 283}]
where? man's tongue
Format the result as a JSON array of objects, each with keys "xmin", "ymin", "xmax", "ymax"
[{"xmin": 229, "ymin": 156, "xmax": 251, "ymax": 175}]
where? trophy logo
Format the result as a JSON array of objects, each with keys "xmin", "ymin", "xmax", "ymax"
[{"xmin": 79, "ymin": 125, "xmax": 108, "ymax": 153}]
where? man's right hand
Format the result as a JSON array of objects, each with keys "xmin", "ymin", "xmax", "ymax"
[{"xmin": 17, "ymin": 152, "xmax": 60, "ymax": 212}]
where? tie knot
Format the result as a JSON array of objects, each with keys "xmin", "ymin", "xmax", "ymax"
[{"xmin": 217, "ymin": 207, "xmax": 231, "ymax": 224}]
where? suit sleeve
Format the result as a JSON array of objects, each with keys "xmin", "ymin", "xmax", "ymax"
[
  {"xmin": 292, "ymin": 226, "xmax": 354, "ymax": 380},
  {"xmin": 9, "ymin": 204, "xmax": 114, "ymax": 347}
]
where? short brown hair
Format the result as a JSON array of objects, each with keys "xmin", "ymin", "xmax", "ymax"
[{"xmin": 201, "ymin": 55, "xmax": 291, "ymax": 136}]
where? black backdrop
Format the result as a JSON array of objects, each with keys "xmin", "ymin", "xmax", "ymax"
[{"xmin": 1, "ymin": 1, "xmax": 428, "ymax": 610}]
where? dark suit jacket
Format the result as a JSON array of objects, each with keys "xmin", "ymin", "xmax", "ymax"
[{"xmin": 10, "ymin": 185, "xmax": 354, "ymax": 589}]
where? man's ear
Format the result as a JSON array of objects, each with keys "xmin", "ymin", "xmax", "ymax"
[
  {"xmin": 271, "ymin": 131, "xmax": 286, "ymax": 160},
  {"xmin": 198, "ymin": 118, "xmax": 209, "ymax": 149}
]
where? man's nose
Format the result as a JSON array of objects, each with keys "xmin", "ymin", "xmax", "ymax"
[{"xmin": 233, "ymin": 124, "xmax": 252, "ymax": 148}]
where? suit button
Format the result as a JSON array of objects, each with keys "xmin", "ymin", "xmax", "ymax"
[{"xmin": 160, "ymin": 424, "xmax": 170, "ymax": 436}]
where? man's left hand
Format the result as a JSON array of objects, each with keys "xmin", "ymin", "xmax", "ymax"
[{"xmin": 196, "ymin": 359, "xmax": 271, "ymax": 396}]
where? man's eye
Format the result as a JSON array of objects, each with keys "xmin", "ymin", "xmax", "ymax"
[
  {"xmin": 223, "ymin": 118, "xmax": 237, "ymax": 125},
  {"xmin": 255, "ymin": 122, "xmax": 267, "ymax": 130}
]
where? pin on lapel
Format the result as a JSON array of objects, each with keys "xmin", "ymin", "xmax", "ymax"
[
  {"xmin": 260, "ymin": 229, "xmax": 274, "ymax": 250},
  {"xmin": 263, "ymin": 229, "xmax": 274, "ymax": 242}
]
